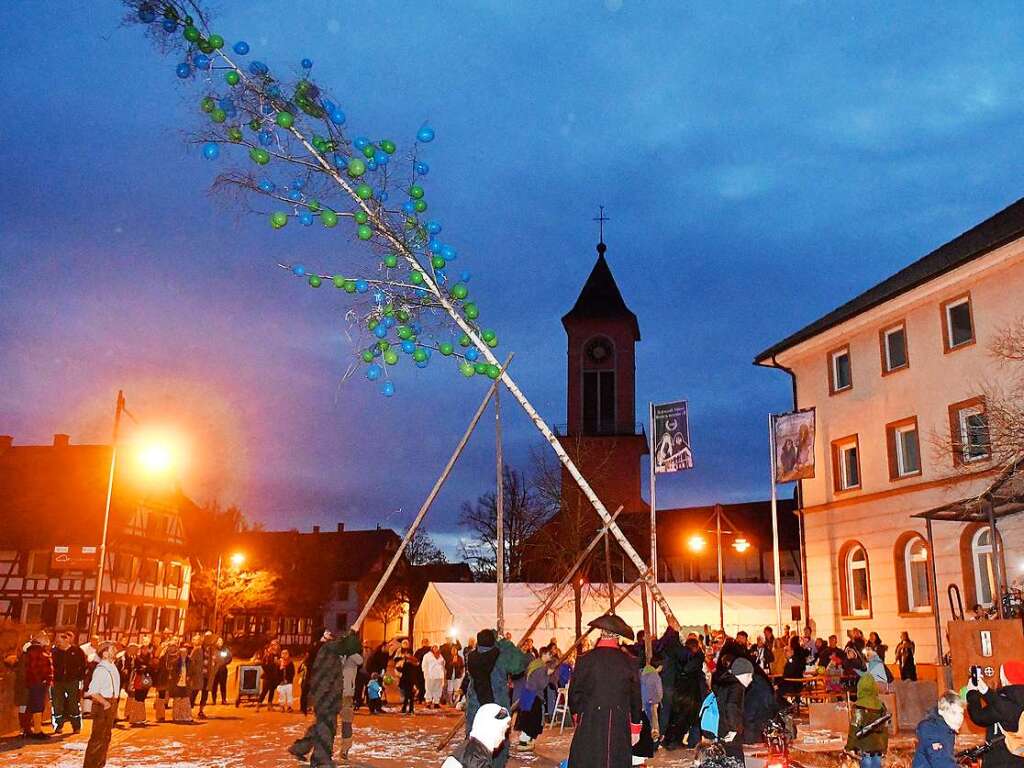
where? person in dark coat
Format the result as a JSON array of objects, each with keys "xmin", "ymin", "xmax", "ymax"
[
  {"xmin": 664, "ymin": 637, "xmax": 706, "ymax": 749},
  {"xmin": 965, "ymin": 661, "xmax": 1024, "ymax": 768},
  {"xmin": 713, "ymin": 656, "xmax": 755, "ymax": 765},
  {"xmin": 300, "ymin": 630, "xmax": 331, "ymax": 715},
  {"xmin": 912, "ymin": 693, "xmax": 964, "ymax": 768},
  {"xmin": 288, "ymin": 631, "xmax": 361, "ymax": 768},
  {"xmin": 896, "ymin": 632, "xmax": 917, "ymax": 682},
  {"xmin": 568, "ymin": 616, "xmax": 642, "ymax": 768},
  {"xmin": 742, "ymin": 666, "xmax": 779, "ymax": 745},
  {"xmin": 51, "ymin": 630, "xmax": 87, "ymax": 734}
]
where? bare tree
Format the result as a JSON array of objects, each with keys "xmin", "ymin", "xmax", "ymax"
[
  {"xmin": 406, "ymin": 529, "xmax": 448, "ymax": 566},
  {"xmin": 459, "ymin": 465, "xmax": 547, "ymax": 581}
]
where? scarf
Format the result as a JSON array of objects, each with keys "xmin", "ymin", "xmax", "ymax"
[{"xmin": 467, "ymin": 645, "xmax": 500, "ymax": 705}]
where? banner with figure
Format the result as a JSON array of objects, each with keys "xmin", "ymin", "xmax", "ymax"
[
  {"xmin": 652, "ymin": 400, "xmax": 693, "ymax": 473},
  {"xmin": 773, "ymin": 408, "xmax": 816, "ymax": 483}
]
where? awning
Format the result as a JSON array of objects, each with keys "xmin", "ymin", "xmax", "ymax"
[{"xmin": 913, "ymin": 456, "xmax": 1024, "ymax": 522}]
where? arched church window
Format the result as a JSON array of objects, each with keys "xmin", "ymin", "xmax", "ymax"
[{"xmin": 582, "ymin": 336, "xmax": 615, "ymax": 434}]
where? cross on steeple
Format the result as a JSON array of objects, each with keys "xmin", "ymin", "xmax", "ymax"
[{"xmin": 593, "ymin": 206, "xmax": 610, "ymax": 254}]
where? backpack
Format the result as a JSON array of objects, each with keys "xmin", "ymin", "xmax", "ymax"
[{"xmin": 700, "ymin": 691, "xmax": 720, "ymax": 737}]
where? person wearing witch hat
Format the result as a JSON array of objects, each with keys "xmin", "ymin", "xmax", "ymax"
[
  {"xmin": 567, "ymin": 613, "xmax": 643, "ymax": 768},
  {"xmin": 965, "ymin": 659, "xmax": 1024, "ymax": 768}
]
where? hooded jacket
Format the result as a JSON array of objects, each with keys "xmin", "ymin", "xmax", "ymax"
[
  {"xmin": 912, "ymin": 708, "xmax": 958, "ymax": 768},
  {"xmin": 712, "ymin": 667, "xmax": 745, "ymax": 740},
  {"xmin": 966, "ymin": 684, "xmax": 1024, "ymax": 768},
  {"xmin": 846, "ymin": 675, "xmax": 889, "ymax": 754}
]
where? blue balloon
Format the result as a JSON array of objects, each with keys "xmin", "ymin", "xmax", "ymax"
[
  {"xmin": 367, "ymin": 159, "xmax": 378, "ymax": 171},
  {"xmin": 288, "ymin": 190, "xmax": 302, "ymax": 201},
  {"xmin": 261, "ymin": 103, "xmax": 275, "ymax": 115},
  {"xmin": 161, "ymin": 18, "xmax": 177, "ymax": 32},
  {"xmin": 441, "ymin": 244, "xmax": 456, "ymax": 260},
  {"xmin": 415, "ymin": 288, "xmax": 428, "ymax": 298},
  {"xmin": 292, "ymin": 264, "xmax": 306, "ymax": 276},
  {"xmin": 401, "ymin": 340, "xmax": 416, "ymax": 354},
  {"xmin": 299, "ymin": 211, "xmax": 314, "ymax": 226},
  {"xmin": 323, "ymin": 100, "xmax": 336, "ymax": 114},
  {"xmin": 381, "ymin": 380, "xmax": 395, "ymax": 397},
  {"xmin": 411, "ymin": 322, "xmax": 422, "ymax": 335},
  {"xmin": 258, "ymin": 130, "xmax": 273, "ymax": 146},
  {"xmin": 428, "ymin": 238, "xmax": 442, "ymax": 254},
  {"xmin": 417, "ymin": 126, "xmax": 435, "ymax": 143},
  {"xmin": 267, "ymin": 85, "xmax": 282, "ymax": 98},
  {"xmin": 330, "ymin": 109, "xmax": 346, "ymax": 126},
  {"xmin": 372, "ymin": 346, "xmax": 382, "ymax": 357},
  {"xmin": 291, "ymin": 178, "xmax": 304, "ymax": 190},
  {"xmin": 176, "ymin": 62, "xmax": 192, "ymax": 79},
  {"xmin": 378, "ymin": 191, "xmax": 389, "ymax": 202},
  {"xmin": 301, "ymin": 58, "xmax": 314, "ymax": 69},
  {"xmin": 383, "ymin": 316, "xmax": 396, "ymax": 328},
  {"xmin": 355, "ymin": 279, "xmax": 369, "ymax": 293},
  {"xmin": 460, "ymin": 271, "xmax": 472, "ymax": 282},
  {"xmin": 415, "ymin": 162, "xmax": 430, "ymax": 175},
  {"xmin": 465, "ymin": 348, "xmax": 479, "ymax": 362},
  {"xmin": 233, "ymin": 41, "xmax": 250, "ymax": 55},
  {"xmin": 249, "ymin": 61, "xmax": 269, "ymax": 76},
  {"xmin": 258, "ymin": 178, "xmax": 275, "ymax": 193},
  {"xmin": 402, "ymin": 201, "xmax": 416, "ymax": 215},
  {"xmin": 138, "ymin": 7, "xmax": 156, "ymax": 23},
  {"xmin": 354, "ymin": 137, "xmax": 369, "ymax": 150},
  {"xmin": 373, "ymin": 324, "xmax": 388, "ymax": 338},
  {"xmin": 426, "ymin": 220, "xmax": 442, "ymax": 234},
  {"xmin": 367, "ymin": 364, "xmax": 382, "ymax": 381},
  {"xmin": 202, "ymin": 142, "xmax": 220, "ymax": 160},
  {"xmin": 218, "ymin": 97, "xmax": 234, "ymax": 110},
  {"xmin": 193, "ymin": 53, "xmax": 210, "ymax": 70},
  {"xmin": 374, "ymin": 150, "xmax": 388, "ymax": 165}
]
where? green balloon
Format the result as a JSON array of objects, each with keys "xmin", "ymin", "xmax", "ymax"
[
  {"xmin": 450, "ymin": 283, "xmax": 468, "ymax": 300},
  {"xmin": 355, "ymin": 211, "xmax": 369, "ymax": 225},
  {"xmin": 276, "ymin": 111, "xmax": 294, "ymax": 129},
  {"xmin": 308, "ymin": 275, "xmax": 322, "ymax": 288},
  {"xmin": 357, "ymin": 225, "xmax": 373, "ymax": 240},
  {"xmin": 459, "ymin": 362, "xmax": 475, "ymax": 378},
  {"xmin": 361, "ymin": 145, "xmax": 375, "ymax": 159},
  {"xmin": 413, "ymin": 348, "xmax": 428, "ymax": 363},
  {"xmin": 482, "ymin": 329, "xmax": 496, "ymax": 343},
  {"xmin": 208, "ymin": 34, "xmax": 224, "ymax": 49},
  {"xmin": 367, "ymin": 318, "xmax": 378, "ymax": 330},
  {"xmin": 486, "ymin": 337, "xmax": 499, "ymax": 348},
  {"xmin": 384, "ymin": 349, "xmax": 399, "ymax": 366},
  {"xmin": 321, "ymin": 210, "xmax": 339, "ymax": 228},
  {"xmin": 380, "ymin": 139, "xmax": 396, "ymax": 154},
  {"xmin": 248, "ymin": 119, "xmax": 261, "ymax": 131},
  {"xmin": 347, "ymin": 158, "xmax": 366, "ymax": 177},
  {"xmin": 356, "ymin": 184, "xmax": 373, "ymax": 200},
  {"xmin": 474, "ymin": 362, "xmax": 488, "ymax": 375},
  {"xmin": 431, "ymin": 256, "xmax": 446, "ymax": 270},
  {"xmin": 200, "ymin": 97, "xmax": 215, "ymax": 113},
  {"xmin": 183, "ymin": 25, "xmax": 200, "ymax": 42},
  {"xmin": 413, "ymin": 199, "xmax": 427, "ymax": 213},
  {"xmin": 333, "ymin": 275, "xmax": 346, "ymax": 288},
  {"xmin": 270, "ymin": 211, "xmax": 288, "ymax": 228},
  {"xmin": 408, "ymin": 185, "xmax": 424, "ymax": 200},
  {"xmin": 362, "ymin": 349, "xmax": 375, "ymax": 363},
  {"xmin": 486, "ymin": 364, "xmax": 501, "ymax": 380},
  {"xmin": 211, "ymin": 109, "xmax": 227, "ymax": 123},
  {"xmin": 225, "ymin": 70, "xmax": 240, "ymax": 86},
  {"xmin": 439, "ymin": 342, "xmax": 454, "ymax": 356},
  {"xmin": 396, "ymin": 310, "xmax": 410, "ymax": 322},
  {"xmin": 464, "ymin": 302, "xmax": 479, "ymax": 320},
  {"xmin": 397, "ymin": 326, "xmax": 413, "ymax": 340},
  {"xmin": 378, "ymin": 340, "xmax": 391, "ymax": 352},
  {"xmin": 459, "ymin": 334, "xmax": 471, "ymax": 347},
  {"xmin": 249, "ymin": 147, "xmax": 270, "ymax": 165},
  {"xmin": 383, "ymin": 304, "xmax": 394, "ymax": 316},
  {"xmin": 308, "ymin": 199, "xmax": 321, "ymax": 212},
  {"xmin": 410, "ymin": 271, "xmax": 424, "ymax": 286},
  {"xmin": 384, "ymin": 254, "xmax": 398, "ymax": 268},
  {"xmin": 343, "ymin": 280, "xmax": 357, "ymax": 293},
  {"xmin": 197, "ymin": 39, "xmax": 214, "ymax": 54},
  {"xmin": 228, "ymin": 126, "xmax": 243, "ymax": 141}
]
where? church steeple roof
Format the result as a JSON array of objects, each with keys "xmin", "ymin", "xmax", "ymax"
[{"xmin": 561, "ymin": 243, "xmax": 640, "ymax": 340}]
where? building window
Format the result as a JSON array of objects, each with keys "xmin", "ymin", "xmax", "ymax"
[
  {"xmin": 904, "ymin": 537, "xmax": 931, "ymax": 612},
  {"xmin": 972, "ymin": 528, "xmax": 997, "ymax": 608},
  {"xmin": 108, "ymin": 604, "xmax": 127, "ymax": 631},
  {"xmin": 159, "ymin": 607, "xmax": 178, "ymax": 632},
  {"xmin": 840, "ymin": 543, "xmax": 871, "ymax": 617},
  {"xmin": 141, "ymin": 559, "xmax": 160, "ymax": 584},
  {"xmin": 949, "ymin": 397, "xmax": 991, "ymax": 465},
  {"xmin": 112, "ymin": 553, "xmax": 133, "ymax": 581},
  {"xmin": 832, "ymin": 435, "xmax": 861, "ymax": 491},
  {"xmin": 880, "ymin": 323, "xmax": 909, "ymax": 374},
  {"xmin": 25, "ymin": 551, "xmax": 49, "ymax": 577},
  {"xmin": 886, "ymin": 417, "xmax": 921, "ymax": 479},
  {"xmin": 336, "ymin": 612, "xmax": 349, "ymax": 631},
  {"xmin": 582, "ymin": 370, "xmax": 616, "ymax": 434},
  {"xmin": 828, "ymin": 345, "xmax": 853, "ymax": 394},
  {"xmin": 165, "ymin": 562, "xmax": 184, "ymax": 588},
  {"xmin": 942, "ymin": 294, "xmax": 975, "ymax": 352},
  {"xmin": 22, "ymin": 599, "xmax": 44, "ymax": 624},
  {"xmin": 58, "ymin": 600, "xmax": 80, "ymax": 628}
]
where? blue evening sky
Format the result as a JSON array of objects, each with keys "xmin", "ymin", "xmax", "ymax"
[{"xmin": 2, "ymin": 1, "xmax": 1023, "ymax": 556}]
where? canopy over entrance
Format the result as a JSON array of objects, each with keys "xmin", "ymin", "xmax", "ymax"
[{"xmin": 413, "ymin": 581, "xmax": 803, "ymax": 648}]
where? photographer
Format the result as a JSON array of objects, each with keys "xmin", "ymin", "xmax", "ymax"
[{"xmin": 965, "ymin": 661, "xmax": 1024, "ymax": 768}]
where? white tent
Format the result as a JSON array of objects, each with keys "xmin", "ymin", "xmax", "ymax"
[{"xmin": 413, "ymin": 581, "xmax": 804, "ymax": 648}]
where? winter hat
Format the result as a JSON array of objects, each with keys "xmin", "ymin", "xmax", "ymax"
[
  {"xmin": 1001, "ymin": 661, "xmax": 1024, "ymax": 686},
  {"xmin": 857, "ymin": 673, "xmax": 882, "ymax": 710},
  {"xmin": 470, "ymin": 703, "xmax": 512, "ymax": 752},
  {"xmin": 730, "ymin": 657, "xmax": 754, "ymax": 677},
  {"xmin": 477, "ymin": 629, "xmax": 496, "ymax": 648}
]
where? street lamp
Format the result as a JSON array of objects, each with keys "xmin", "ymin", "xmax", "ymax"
[
  {"xmin": 686, "ymin": 504, "xmax": 748, "ymax": 633},
  {"xmin": 687, "ymin": 534, "xmax": 707, "ymax": 553},
  {"xmin": 212, "ymin": 552, "xmax": 245, "ymax": 635}
]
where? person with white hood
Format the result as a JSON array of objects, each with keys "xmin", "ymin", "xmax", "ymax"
[
  {"xmin": 423, "ymin": 645, "xmax": 447, "ymax": 709},
  {"xmin": 442, "ymin": 703, "xmax": 513, "ymax": 768}
]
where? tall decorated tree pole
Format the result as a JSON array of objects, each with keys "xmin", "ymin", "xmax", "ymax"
[{"xmin": 123, "ymin": 2, "xmax": 680, "ymax": 633}]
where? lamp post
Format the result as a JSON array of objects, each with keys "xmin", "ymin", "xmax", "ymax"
[
  {"xmin": 686, "ymin": 504, "xmax": 749, "ymax": 633},
  {"xmin": 90, "ymin": 390, "xmax": 125, "ymax": 637}
]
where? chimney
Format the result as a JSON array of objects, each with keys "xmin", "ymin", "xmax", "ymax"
[
  {"xmin": 0, "ymin": 436, "xmax": 12, "ymax": 451},
  {"xmin": 312, "ymin": 525, "xmax": 320, "ymax": 534},
  {"xmin": 337, "ymin": 523, "xmax": 345, "ymax": 533},
  {"xmin": 53, "ymin": 434, "xmax": 70, "ymax": 448}
]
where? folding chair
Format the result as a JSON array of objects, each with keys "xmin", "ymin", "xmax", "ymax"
[{"xmin": 550, "ymin": 685, "xmax": 570, "ymax": 733}]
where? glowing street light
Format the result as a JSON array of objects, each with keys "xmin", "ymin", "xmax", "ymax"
[
  {"xmin": 687, "ymin": 534, "xmax": 707, "ymax": 553},
  {"xmin": 733, "ymin": 538, "xmax": 751, "ymax": 554},
  {"xmin": 137, "ymin": 441, "xmax": 174, "ymax": 474},
  {"xmin": 230, "ymin": 552, "xmax": 246, "ymax": 568}
]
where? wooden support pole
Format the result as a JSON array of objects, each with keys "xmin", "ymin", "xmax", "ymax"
[
  {"xmin": 350, "ymin": 356, "xmax": 513, "ymax": 632},
  {"xmin": 641, "ymin": 580, "xmax": 659, "ymax": 739},
  {"xmin": 604, "ymin": 528, "xmax": 616, "ymax": 612},
  {"xmin": 495, "ymin": 386, "xmax": 505, "ymax": 636}
]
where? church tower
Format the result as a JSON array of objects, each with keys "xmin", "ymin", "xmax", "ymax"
[{"xmin": 558, "ymin": 235, "xmax": 648, "ymax": 519}]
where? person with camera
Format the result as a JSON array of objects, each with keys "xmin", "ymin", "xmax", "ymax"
[{"xmin": 965, "ymin": 661, "xmax": 1024, "ymax": 768}]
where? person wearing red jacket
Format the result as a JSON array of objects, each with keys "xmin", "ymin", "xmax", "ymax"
[{"xmin": 23, "ymin": 632, "xmax": 54, "ymax": 739}]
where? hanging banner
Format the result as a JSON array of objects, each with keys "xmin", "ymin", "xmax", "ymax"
[
  {"xmin": 52, "ymin": 546, "xmax": 99, "ymax": 570},
  {"xmin": 652, "ymin": 400, "xmax": 693, "ymax": 473},
  {"xmin": 773, "ymin": 408, "xmax": 816, "ymax": 483}
]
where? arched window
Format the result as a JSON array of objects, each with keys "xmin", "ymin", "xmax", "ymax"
[
  {"xmin": 904, "ymin": 536, "xmax": 931, "ymax": 612},
  {"xmin": 972, "ymin": 528, "xmax": 996, "ymax": 607},
  {"xmin": 840, "ymin": 543, "xmax": 871, "ymax": 617},
  {"xmin": 582, "ymin": 336, "xmax": 616, "ymax": 434}
]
